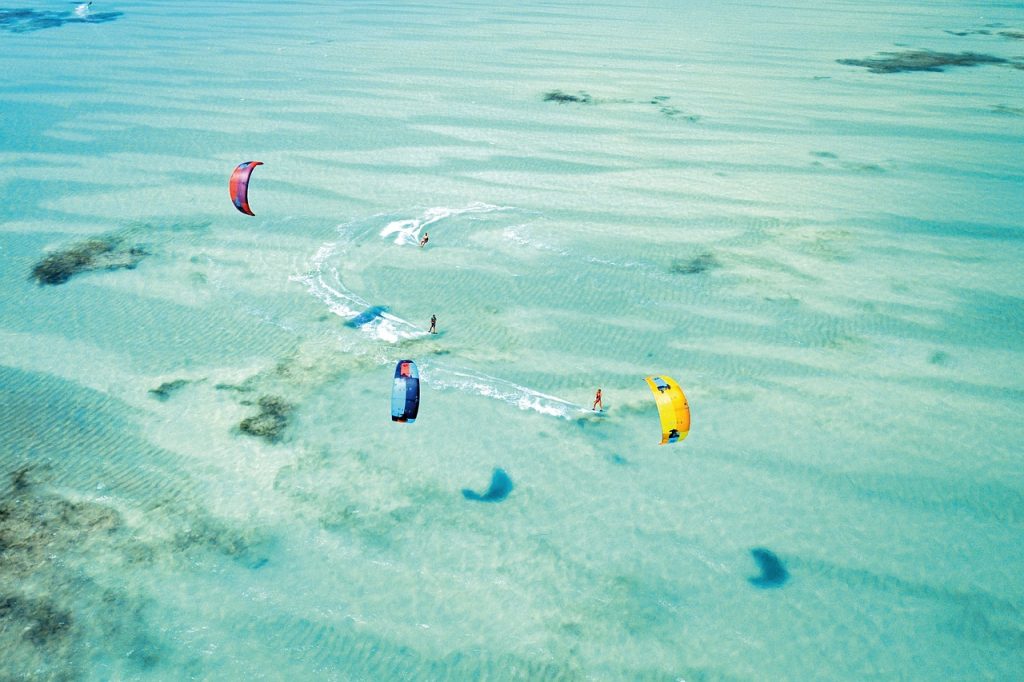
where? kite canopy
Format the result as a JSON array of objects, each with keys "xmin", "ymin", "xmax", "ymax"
[
  {"xmin": 391, "ymin": 360, "xmax": 420, "ymax": 423},
  {"xmin": 644, "ymin": 375, "xmax": 690, "ymax": 444},
  {"xmin": 229, "ymin": 161, "xmax": 263, "ymax": 216}
]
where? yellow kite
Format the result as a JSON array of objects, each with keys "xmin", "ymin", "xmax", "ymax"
[{"xmin": 644, "ymin": 375, "xmax": 690, "ymax": 445}]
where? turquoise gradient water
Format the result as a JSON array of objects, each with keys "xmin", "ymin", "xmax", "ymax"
[{"xmin": 2, "ymin": 1, "xmax": 1023, "ymax": 679}]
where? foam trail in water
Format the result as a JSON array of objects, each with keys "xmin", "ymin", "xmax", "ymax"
[
  {"xmin": 294, "ymin": 204, "xmax": 513, "ymax": 338},
  {"xmin": 503, "ymin": 224, "xmax": 659, "ymax": 276},
  {"xmin": 357, "ymin": 309, "xmax": 425, "ymax": 344},
  {"xmin": 503, "ymin": 225, "xmax": 571, "ymax": 256},
  {"xmin": 290, "ymin": 241, "xmax": 426, "ymax": 342},
  {"xmin": 290, "ymin": 242, "xmax": 363, "ymax": 319},
  {"xmin": 419, "ymin": 363, "xmax": 585, "ymax": 419},
  {"xmin": 293, "ymin": 206, "xmax": 584, "ymax": 417},
  {"xmin": 379, "ymin": 202, "xmax": 509, "ymax": 245}
]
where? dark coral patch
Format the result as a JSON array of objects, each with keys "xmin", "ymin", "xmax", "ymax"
[
  {"xmin": 238, "ymin": 395, "xmax": 294, "ymax": 442},
  {"xmin": 0, "ymin": 595, "xmax": 73, "ymax": 646},
  {"xmin": 837, "ymin": 50, "xmax": 1008, "ymax": 73},
  {"xmin": 993, "ymin": 104, "xmax": 1024, "ymax": 116},
  {"xmin": 149, "ymin": 379, "xmax": 189, "ymax": 401},
  {"xmin": 31, "ymin": 234, "xmax": 148, "ymax": 285},
  {"xmin": 0, "ymin": 467, "xmax": 122, "ymax": 580},
  {"xmin": 215, "ymin": 381, "xmax": 255, "ymax": 393},
  {"xmin": 650, "ymin": 97, "xmax": 700, "ymax": 121},
  {"xmin": 670, "ymin": 253, "xmax": 719, "ymax": 275},
  {"xmin": 543, "ymin": 90, "xmax": 593, "ymax": 104},
  {"xmin": 171, "ymin": 515, "xmax": 272, "ymax": 568},
  {"xmin": 946, "ymin": 28, "xmax": 1024, "ymax": 41}
]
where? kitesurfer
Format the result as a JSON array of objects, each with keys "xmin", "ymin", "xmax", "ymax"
[
  {"xmin": 429, "ymin": 314, "xmax": 437, "ymax": 334},
  {"xmin": 419, "ymin": 232, "xmax": 429, "ymax": 248},
  {"xmin": 592, "ymin": 388, "xmax": 603, "ymax": 411}
]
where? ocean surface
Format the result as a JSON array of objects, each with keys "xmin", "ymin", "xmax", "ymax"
[{"xmin": 2, "ymin": 1, "xmax": 1023, "ymax": 679}]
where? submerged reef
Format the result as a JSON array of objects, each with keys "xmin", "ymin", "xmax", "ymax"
[
  {"xmin": 0, "ymin": 7, "xmax": 122, "ymax": 33},
  {"xmin": 544, "ymin": 90, "xmax": 701, "ymax": 121},
  {"xmin": 0, "ymin": 594, "xmax": 73, "ymax": 647},
  {"xmin": 650, "ymin": 95, "xmax": 701, "ymax": 121},
  {"xmin": 149, "ymin": 379, "xmax": 190, "ymax": 401},
  {"xmin": 238, "ymin": 395, "xmax": 294, "ymax": 442},
  {"xmin": 837, "ymin": 50, "xmax": 1008, "ymax": 73},
  {"xmin": 0, "ymin": 464, "xmax": 266, "ymax": 676},
  {"xmin": 993, "ymin": 104, "xmax": 1024, "ymax": 116},
  {"xmin": 670, "ymin": 253, "xmax": 719, "ymax": 275},
  {"xmin": 215, "ymin": 380, "xmax": 256, "ymax": 393},
  {"xmin": 171, "ymin": 514, "xmax": 271, "ymax": 569},
  {"xmin": 946, "ymin": 28, "xmax": 1024, "ymax": 40},
  {"xmin": 748, "ymin": 548, "xmax": 789, "ymax": 588},
  {"xmin": 31, "ymin": 233, "xmax": 148, "ymax": 285},
  {"xmin": 0, "ymin": 467, "xmax": 122, "ymax": 677},
  {"xmin": 543, "ymin": 89, "xmax": 593, "ymax": 104},
  {"xmin": 809, "ymin": 150, "xmax": 885, "ymax": 173},
  {"xmin": 0, "ymin": 469, "xmax": 122, "ymax": 580},
  {"xmin": 462, "ymin": 468, "xmax": 514, "ymax": 502}
]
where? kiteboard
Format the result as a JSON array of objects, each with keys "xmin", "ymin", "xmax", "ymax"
[{"xmin": 580, "ymin": 405, "xmax": 610, "ymax": 420}]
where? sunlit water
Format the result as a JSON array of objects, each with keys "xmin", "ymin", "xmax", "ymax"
[{"xmin": 2, "ymin": 1, "xmax": 1023, "ymax": 679}]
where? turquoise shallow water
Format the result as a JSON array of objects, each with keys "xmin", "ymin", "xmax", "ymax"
[{"xmin": 2, "ymin": 0, "xmax": 1023, "ymax": 679}]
